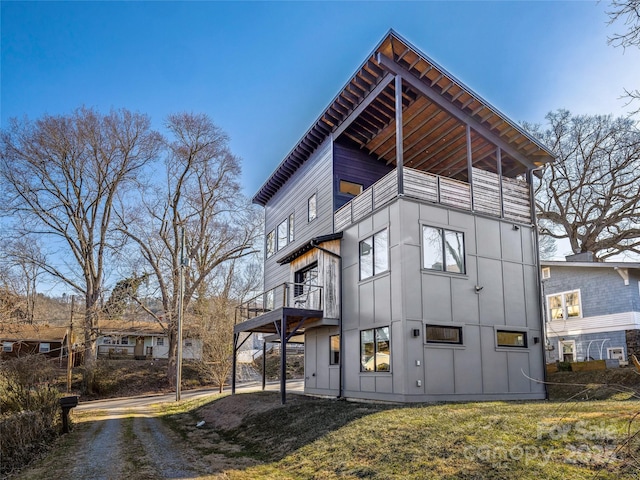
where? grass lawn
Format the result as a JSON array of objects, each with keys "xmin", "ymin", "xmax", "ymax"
[{"xmin": 164, "ymin": 393, "xmax": 640, "ymax": 479}]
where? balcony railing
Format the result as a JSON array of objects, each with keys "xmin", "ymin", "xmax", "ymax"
[
  {"xmin": 334, "ymin": 166, "xmax": 531, "ymax": 231},
  {"xmin": 235, "ymin": 282, "xmax": 324, "ymax": 324}
]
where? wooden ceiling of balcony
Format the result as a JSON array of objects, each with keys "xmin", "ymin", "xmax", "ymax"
[{"xmin": 253, "ymin": 30, "xmax": 553, "ymax": 206}]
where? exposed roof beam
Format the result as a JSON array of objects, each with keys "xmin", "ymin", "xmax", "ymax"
[
  {"xmin": 375, "ymin": 53, "xmax": 538, "ymax": 169},
  {"xmin": 333, "ymin": 73, "xmax": 394, "ymax": 139}
]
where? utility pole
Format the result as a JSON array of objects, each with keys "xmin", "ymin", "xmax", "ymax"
[
  {"xmin": 67, "ymin": 295, "xmax": 74, "ymax": 393},
  {"xmin": 176, "ymin": 227, "xmax": 186, "ymax": 401}
]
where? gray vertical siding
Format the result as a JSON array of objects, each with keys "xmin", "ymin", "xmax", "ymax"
[
  {"xmin": 263, "ymin": 139, "xmax": 334, "ymax": 291},
  {"xmin": 340, "ymin": 197, "xmax": 545, "ymax": 402}
]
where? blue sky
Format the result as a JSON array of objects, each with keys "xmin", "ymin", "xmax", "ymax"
[{"xmin": 2, "ymin": 1, "xmax": 639, "ymax": 199}]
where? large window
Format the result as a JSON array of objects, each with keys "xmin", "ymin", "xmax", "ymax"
[
  {"xmin": 496, "ymin": 330, "xmax": 527, "ymax": 348},
  {"xmin": 360, "ymin": 326, "xmax": 390, "ymax": 372},
  {"xmin": 360, "ymin": 229, "xmax": 388, "ymax": 280},
  {"xmin": 547, "ymin": 290, "xmax": 581, "ymax": 319},
  {"xmin": 330, "ymin": 335, "xmax": 340, "ymax": 365},
  {"xmin": 308, "ymin": 193, "xmax": 317, "ymax": 222},
  {"xmin": 426, "ymin": 325, "xmax": 463, "ymax": 345},
  {"xmin": 266, "ymin": 230, "xmax": 275, "ymax": 258},
  {"xmin": 422, "ymin": 226, "xmax": 465, "ymax": 274},
  {"xmin": 277, "ymin": 218, "xmax": 288, "ymax": 250}
]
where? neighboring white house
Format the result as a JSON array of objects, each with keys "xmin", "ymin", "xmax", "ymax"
[
  {"xmin": 542, "ymin": 253, "xmax": 640, "ymax": 366},
  {"xmin": 98, "ymin": 320, "xmax": 202, "ymax": 360}
]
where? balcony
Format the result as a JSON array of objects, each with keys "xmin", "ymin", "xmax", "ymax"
[
  {"xmin": 334, "ymin": 166, "xmax": 530, "ymax": 232},
  {"xmin": 235, "ymin": 282, "xmax": 326, "ymax": 335}
]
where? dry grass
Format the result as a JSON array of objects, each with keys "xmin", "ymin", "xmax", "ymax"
[{"xmin": 163, "ymin": 393, "xmax": 640, "ymax": 480}]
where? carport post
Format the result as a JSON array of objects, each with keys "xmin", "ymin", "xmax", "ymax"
[
  {"xmin": 262, "ymin": 339, "xmax": 267, "ymax": 391},
  {"xmin": 280, "ymin": 315, "xmax": 287, "ymax": 404},
  {"xmin": 231, "ymin": 332, "xmax": 238, "ymax": 395}
]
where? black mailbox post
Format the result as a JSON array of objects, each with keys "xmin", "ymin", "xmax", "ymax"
[{"xmin": 59, "ymin": 395, "xmax": 79, "ymax": 433}]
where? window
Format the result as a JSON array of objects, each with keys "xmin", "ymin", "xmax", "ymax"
[
  {"xmin": 360, "ymin": 326, "xmax": 390, "ymax": 372},
  {"xmin": 422, "ymin": 226, "xmax": 465, "ymax": 273},
  {"xmin": 547, "ymin": 290, "xmax": 581, "ymax": 319},
  {"xmin": 359, "ymin": 229, "xmax": 388, "ymax": 280},
  {"xmin": 426, "ymin": 325, "xmax": 463, "ymax": 345},
  {"xmin": 156, "ymin": 337, "xmax": 164, "ymax": 346},
  {"xmin": 288, "ymin": 213, "xmax": 294, "ymax": 243},
  {"xmin": 103, "ymin": 336, "xmax": 113, "ymax": 345},
  {"xmin": 121, "ymin": 337, "xmax": 129, "ymax": 345},
  {"xmin": 185, "ymin": 340, "xmax": 193, "ymax": 347},
  {"xmin": 266, "ymin": 230, "xmax": 275, "ymax": 258},
  {"xmin": 559, "ymin": 340, "xmax": 576, "ymax": 362},
  {"xmin": 497, "ymin": 330, "xmax": 527, "ymax": 348},
  {"xmin": 294, "ymin": 263, "xmax": 318, "ymax": 298},
  {"xmin": 277, "ymin": 219, "xmax": 288, "ymax": 250},
  {"xmin": 39, "ymin": 343, "xmax": 51, "ymax": 353},
  {"xmin": 3, "ymin": 342, "xmax": 13, "ymax": 352},
  {"xmin": 608, "ymin": 347, "xmax": 625, "ymax": 361},
  {"xmin": 541, "ymin": 267, "xmax": 550, "ymax": 280},
  {"xmin": 308, "ymin": 193, "xmax": 317, "ymax": 222},
  {"xmin": 330, "ymin": 335, "xmax": 340, "ymax": 365},
  {"xmin": 339, "ymin": 180, "xmax": 363, "ymax": 196}
]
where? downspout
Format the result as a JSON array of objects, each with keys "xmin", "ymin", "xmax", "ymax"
[
  {"xmin": 527, "ymin": 165, "xmax": 548, "ymax": 400},
  {"xmin": 310, "ymin": 240, "xmax": 344, "ymax": 399}
]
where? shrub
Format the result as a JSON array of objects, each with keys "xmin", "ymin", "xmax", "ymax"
[{"xmin": 0, "ymin": 355, "xmax": 62, "ymax": 475}]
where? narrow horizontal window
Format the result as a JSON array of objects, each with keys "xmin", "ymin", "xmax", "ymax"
[
  {"xmin": 425, "ymin": 325, "xmax": 463, "ymax": 345},
  {"xmin": 339, "ymin": 180, "xmax": 363, "ymax": 196},
  {"xmin": 497, "ymin": 330, "xmax": 527, "ymax": 348}
]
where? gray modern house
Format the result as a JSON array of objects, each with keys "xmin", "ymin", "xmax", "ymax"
[
  {"xmin": 232, "ymin": 31, "xmax": 554, "ymax": 403},
  {"xmin": 542, "ymin": 254, "xmax": 640, "ymax": 366}
]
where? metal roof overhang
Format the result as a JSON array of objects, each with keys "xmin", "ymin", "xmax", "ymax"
[
  {"xmin": 253, "ymin": 29, "xmax": 555, "ymax": 207},
  {"xmin": 276, "ymin": 232, "xmax": 343, "ymax": 265}
]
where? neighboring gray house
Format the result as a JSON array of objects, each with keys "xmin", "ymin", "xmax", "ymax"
[
  {"xmin": 541, "ymin": 254, "xmax": 640, "ymax": 365},
  {"xmin": 232, "ymin": 30, "xmax": 554, "ymax": 403}
]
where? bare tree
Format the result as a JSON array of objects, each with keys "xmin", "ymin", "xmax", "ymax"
[
  {"xmin": 118, "ymin": 113, "xmax": 259, "ymax": 386},
  {"xmin": 0, "ymin": 107, "xmax": 162, "ymax": 392},
  {"xmin": 193, "ymin": 256, "xmax": 261, "ymax": 392},
  {"xmin": 607, "ymin": 0, "xmax": 640, "ymax": 115},
  {"xmin": 526, "ymin": 110, "xmax": 640, "ymax": 261},
  {"xmin": 538, "ymin": 235, "xmax": 558, "ymax": 260}
]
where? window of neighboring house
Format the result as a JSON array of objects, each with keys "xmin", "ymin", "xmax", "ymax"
[
  {"xmin": 3, "ymin": 342, "xmax": 13, "ymax": 352},
  {"xmin": 308, "ymin": 193, "xmax": 317, "ymax": 222},
  {"xmin": 39, "ymin": 343, "xmax": 51, "ymax": 353},
  {"xmin": 422, "ymin": 226, "xmax": 465, "ymax": 274},
  {"xmin": 360, "ymin": 326, "xmax": 390, "ymax": 372},
  {"xmin": 120, "ymin": 337, "xmax": 129, "ymax": 345},
  {"xmin": 497, "ymin": 330, "xmax": 527, "ymax": 348},
  {"xmin": 266, "ymin": 230, "xmax": 275, "ymax": 258},
  {"xmin": 185, "ymin": 340, "xmax": 193, "ymax": 347},
  {"xmin": 277, "ymin": 218, "xmax": 288, "ymax": 250},
  {"xmin": 103, "ymin": 336, "xmax": 113, "ymax": 345},
  {"xmin": 425, "ymin": 325, "xmax": 463, "ymax": 345},
  {"xmin": 288, "ymin": 213, "xmax": 294, "ymax": 243},
  {"xmin": 330, "ymin": 335, "xmax": 340, "ymax": 365},
  {"xmin": 156, "ymin": 337, "xmax": 164, "ymax": 346},
  {"xmin": 547, "ymin": 290, "xmax": 582, "ymax": 320},
  {"xmin": 360, "ymin": 229, "xmax": 389, "ymax": 280},
  {"xmin": 339, "ymin": 180, "xmax": 363, "ymax": 197},
  {"xmin": 608, "ymin": 347, "xmax": 625, "ymax": 361},
  {"xmin": 541, "ymin": 267, "xmax": 551, "ymax": 280},
  {"xmin": 559, "ymin": 340, "xmax": 576, "ymax": 362}
]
